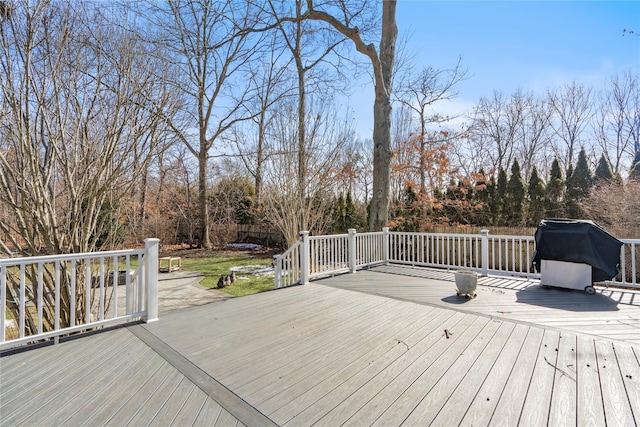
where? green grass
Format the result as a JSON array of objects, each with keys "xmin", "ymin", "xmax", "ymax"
[{"xmin": 181, "ymin": 255, "xmax": 274, "ymax": 297}]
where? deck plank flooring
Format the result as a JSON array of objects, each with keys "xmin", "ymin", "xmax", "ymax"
[
  {"xmin": 321, "ymin": 266, "xmax": 640, "ymax": 344},
  {"xmin": 459, "ymin": 323, "xmax": 530, "ymax": 426},
  {"xmin": 486, "ymin": 327, "xmax": 545, "ymax": 427},
  {"xmin": 428, "ymin": 321, "xmax": 517, "ymax": 427},
  {"xmin": 596, "ymin": 339, "xmax": 636, "ymax": 426},
  {"xmin": 548, "ymin": 332, "xmax": 578, "ymax": 426},
  {"xmin": 2, "ymin": 265, "xmax": 639, "ymax": 426}
]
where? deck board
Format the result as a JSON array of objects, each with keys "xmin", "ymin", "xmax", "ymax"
[
  {"xmin": 616, "ymin": 343, "xmax": 640, "ymax": 421},
  {"xmin": 340, "ymin": 313, "xmax": 477, "ymax": 426},
  {"xmin": 22, "ymin": 339, "xmax": 156, "ymax": 425},
  {"xmin": 428, "ymin": 321, "xmax": 517, "ymax": 426},
  {"xmin": 147, "ymin": 378, "xmax": 200, "ymax": 426},
  {"xmin": 596, "ymin": 339, "xmax": 636, "ymax": 426},
  {"xmin": 518, "ymin": 329, "xmax": 560, "ymax": 426},
  {"xmin": 399, "ymin": 319, "xmax": 505, "ymax": 426},
  {"xmin": 488, "ymin": 327, "xmax": 545, "ymax": 426},
  {"xmin": 459, "ymin": 323, "xmax": 530, "ymax": 426},
  {"xmin": 238, "ymin": 303, "xmax": 440, "ymax": 403},
  {"xmin": 320, "ymin": 267, "xmax": 640, "ymax": 344},
  {"xmin": 576, "ymin": 335, "xmax": 606, "ymax": 427},
  {"xmin": 222, "ymin": 298, "xmax": 401, "ymax": 388},
  {"xmin": 302, "ymin": 310, "xmax": 458, "ymax": 426},
  {"xmin": 369, "ymin": 317, "xmax": 493, "ymax": 426},
  {"xmin": 1, "ymin": 329, "xmax": 139, "ymax": 424},
  {"xmin": 548, "ymin": 332, "xmax": 578, "ymax": 427},
  {"xmin": 2, "ymin": 265, "xmax": 639, "ymax": 426},
  {"xmin": 192, "ymin": 397, "xmax": 223, "ymax": 427}
]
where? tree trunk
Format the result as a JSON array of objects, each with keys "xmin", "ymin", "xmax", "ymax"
[
  {"xmin": 295, "ymin": 0, "xmax": 307, "ymax": 232},
  {"xmin": 297, "ymin": 62, "xmax": 307, "ymax": 230},
  {"xmin": 255, "ymin": 115, "xmax": 265, "ymax": 206},
  {"xmin": 368, "ymin": 1, "xmax": 397, "ymax": 231},
  {"xmin": 198, "ymin": 141, "xmax": 210, "ymax": 248},
  {"xmin": 369, "ymin": 92, "xmax": 393, "ymax": 230}
]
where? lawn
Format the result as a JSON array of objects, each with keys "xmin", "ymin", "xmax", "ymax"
[{"xmin": 181, "ymin": 254, "xmax": 275, "ymax": 297}]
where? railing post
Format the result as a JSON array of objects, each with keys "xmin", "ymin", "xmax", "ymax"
[
  {"xmin": 273, "ymin": 255, "xmax": 282, "ymax": 289},
  {"xmin": 300, "ymin": 231, "xmax": 310, "ymax": 285},
  {"xmin": 348, "ymin": 229, "xmax": 357, "ymax": 273},
  {"xmin": 144, "ymin": 238, "xmax": 160, "ymax": 322},
  {"xmin": 481, "ymin": 229, "xmax": 489, "ymax": 277},
  {"xmin": 1, "ymin": 266, "xmax": 5, "ymax": 343},
  {"xmin": 383, "ymin": 227, "xmax": 390, "ymax": 265}
]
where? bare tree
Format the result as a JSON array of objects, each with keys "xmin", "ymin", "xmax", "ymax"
[
  {"xmin": 261, "ymin": 96, "xmax": 353, "ymax": 245},
  {"xmin": 395, "ymin": 59, "xmax": 468, "ymax": 195},
  {"xmin": 334, "ymin": 137, "xmax": 372, "ymax": 203},
  {"xmin": 267, "ymin": 0, "xmax": 351, "ymax": 233},
  {"xmin": 469, "ymin": 91, "xmax": 516, "ymax": 173},
  {"xmin": 581, "ymin": 179, "xmax": 640, "ymax": 239},
  {"xmin": 593, "ymin": 71, "xmax": 640, "ymax": 176},
  {"xmin": 231, "ymin": 33, "xmax": 293, "ymax": 206},
  {"xmin": 514, "ymin": 92, "xmax": 554, "ymax": 179},
  {"xmin": 548, "ymin": 81, "xmax": 594, "ymax": 171},
  {"xmin": 295, "ymin": 0, "xmax": 397, "ymax": 231},
  {"xmin": 390, "ymin": 104, "xmax": 416, "ymax": 202},
  {"xmin": 142, "ymin": 0, "xmax": 265, "ymax": 248},
  {"xmin": 0, "ymin": 0, "xmax": 174, "ymax": 333}
]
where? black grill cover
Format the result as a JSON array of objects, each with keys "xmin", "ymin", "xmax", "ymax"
[{"xmin": 532, "ymin": 219, "xmax": 624, "ymax": 282}]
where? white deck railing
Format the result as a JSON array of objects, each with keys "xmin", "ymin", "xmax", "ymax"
[
  {"xmin": 273, "ymin": 229, "xmax": 640, "ymax": 289},
  {"xmin": 273, "ymin": 239, "xmax": 302, "ymax": 289},
  {"xmin": 619, "ymin": 239, "xmax": 639, "ymax": 287},
  {"xmin": 1, "ymin": 239, "xmax": 159, "ymax": 350}
]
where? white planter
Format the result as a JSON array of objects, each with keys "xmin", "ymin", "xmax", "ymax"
[{"xmin": 455, "ymin": 270, "xmax": 478, "ymax": 297}]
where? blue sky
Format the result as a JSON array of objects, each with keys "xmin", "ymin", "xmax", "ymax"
[{"xmin": 350, "ymin": 0, "xmax": 640, "ymax": 137}]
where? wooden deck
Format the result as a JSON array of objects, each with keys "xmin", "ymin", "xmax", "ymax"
[
  {"xmin": 1, "ymin": 266, "xmax": 639, "ymax": 426},
  {"xmin": 326, "ymin": 265, "xmax": 640, "ymax": 344}
]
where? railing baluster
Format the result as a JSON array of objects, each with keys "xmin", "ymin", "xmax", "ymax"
[
  {"xmin": 125, "ymin": 255, "xmax": 131, "ymax": 314},
  {"xmin": 1, "ymin": 266, "xmax": 6, "ymax": 342},
  {"xmin": 70, "ymin": 260, "xmax": 76, "ymax": 328},
  {"xmin": 631, "ymin": 243, "xmax": 636, "ymax": 286},
  {"xmin": 112, "ymin": 256, "xmax": 118, "ymax": 318},
  {"xmin": 19, "ymin": 265, "xmax": 25, "ymax": 338},
  {"xmin": 85, "ymin": 261, "xmax": 91, "ymax": 325},
  {"xmin": 137, "ymin": 256, "xmax": 144, "ymax": 313},
  {"xmin": 37, "ymin": 262, "xmax": 43, "ymax": 335},
  {"xmin": 55, "ymin": 261, "xmax": 60, "ymax": 332},
  {"xmin": 99, "ymin": 258, "xmax": 105, "ymax": 322},
  {"xmin": 518, "ymin": 238, "xmax": 523, "ymax": 273}
]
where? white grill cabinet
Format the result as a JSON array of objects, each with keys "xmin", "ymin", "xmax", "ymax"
[{"xmin": 532, "ymin": 219, "xmax": 624, "ymax": 294}]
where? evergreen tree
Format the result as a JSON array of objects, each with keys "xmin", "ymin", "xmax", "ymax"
[
  {"xmin": 545, "ymin": 158, "xmax": 564, "ymax": 218},
  {"xmin": 473, "ymin": 169, "xmax": 490, "ymax": 225},
  {"xmin": 495, "ymin": 167, "xmax": 508, "ymax": 225},
  {"xmin": 630, "ymin": 151, "xmax": 640, "ymax": 180},
  {"xmin": 444, "ymin": 178, "xmax": 462, "ymax": 225},
  {"xmin": 486, "ymin": 174, "xmax": 497, "ymax": 225},
  {"xmin": 526, "ymin": 166, "xmax": 545, "ymax": 226},
  {"xmin": 594, "ymin": 154, "xmax": 614, "ymax": 183},
  {"xmin": 505, "ymin": 160, "xmax": 525, "ymax": 226},
  {"xmin": 393, "ymin": 185, "xmax": 420, "ymax": 231},
  {"xmin": 334, "ymin": 193, "xmax": 346, "ymax": 232},
  {"xmin": 344, "ymin": 190, "xmax": 362, "ymax": 230},
  {"xmin": 565, "ymin": 148, "xmax": 593, "ymax": 218}
]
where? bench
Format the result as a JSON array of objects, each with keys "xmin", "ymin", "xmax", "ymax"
[{"xmin": 159, "ymin": 256, "xmax": 182, "ymax": 272}]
